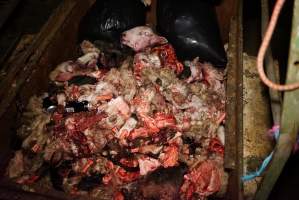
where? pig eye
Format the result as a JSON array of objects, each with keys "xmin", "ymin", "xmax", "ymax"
[
  {"xmin": 160, "ymin": 51, "xmax": 167, "ymax": 58},
  {"xmin": 143, "ymin": 31, "xmax": 150, "ymax": 36}
]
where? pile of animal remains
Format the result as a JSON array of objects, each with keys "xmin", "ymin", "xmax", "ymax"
[{"xmin": 7, "ymin": 26, "xmax": 227, "ymax": 200}]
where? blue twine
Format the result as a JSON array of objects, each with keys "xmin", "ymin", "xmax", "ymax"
[
  {"xmin": 241, "ymin": 125, "xmax": 280, "ymax": 182},
  {"xmin": 241, "ymin": 152, "xmax": 274, "ymax": 182}
]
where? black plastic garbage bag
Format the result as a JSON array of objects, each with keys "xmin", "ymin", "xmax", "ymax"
[
  {"xmin": 78, "ymin": 0, "xmax": 146, "ymax": 43},
  {"xmin": 157, "ymin": 0, "xmax": 227, "ymax": 67}
]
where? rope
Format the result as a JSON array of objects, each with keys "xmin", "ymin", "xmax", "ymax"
[{"xmin": 257, "ymin": 0, "xmax": 299, "ymax": 91}]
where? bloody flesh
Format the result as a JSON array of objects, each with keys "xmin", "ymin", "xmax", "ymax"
[{"xmin": 7, "ymin": 27, "xmax": 226, "ymax": 199}]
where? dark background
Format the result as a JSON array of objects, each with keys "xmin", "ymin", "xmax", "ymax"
[{"xmin": 0, "ymin": 0, "xmax": 60, "ymax": 68}]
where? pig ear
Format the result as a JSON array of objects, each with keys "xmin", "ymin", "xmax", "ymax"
[{"xmin": 158, "ymin": 36, "xmax": 168, "ymax": 44}]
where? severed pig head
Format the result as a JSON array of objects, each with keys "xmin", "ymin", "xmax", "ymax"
[{"xmin": 121, "ymin": 26, "xmax": 167, "ymax": 52}]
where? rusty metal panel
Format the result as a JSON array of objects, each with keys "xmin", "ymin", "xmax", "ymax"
[
  {"xmin": 216, "ymin": 0, "xmax": 237, "ymax": 43},
  {"xmin": 224, "ymin": 0, "xmax": 243, "ymax": 199}
]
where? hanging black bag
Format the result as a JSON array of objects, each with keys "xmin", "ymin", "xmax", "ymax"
[
  {"xmin": 157, "ymin": 0, "xmax": 227, "ymax": 67},
  {"xmin": 78, "ymin": 0, "xmax": 146, "ymax": 43}
]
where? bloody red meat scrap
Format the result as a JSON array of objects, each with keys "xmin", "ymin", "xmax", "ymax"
[
  {"xmin": 7, "ymin": 26, "xmax": 226, "ymax": 200},
  {"xmin": 180, "ymin": 160, "xmax": 221, "ymax": 199}
]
